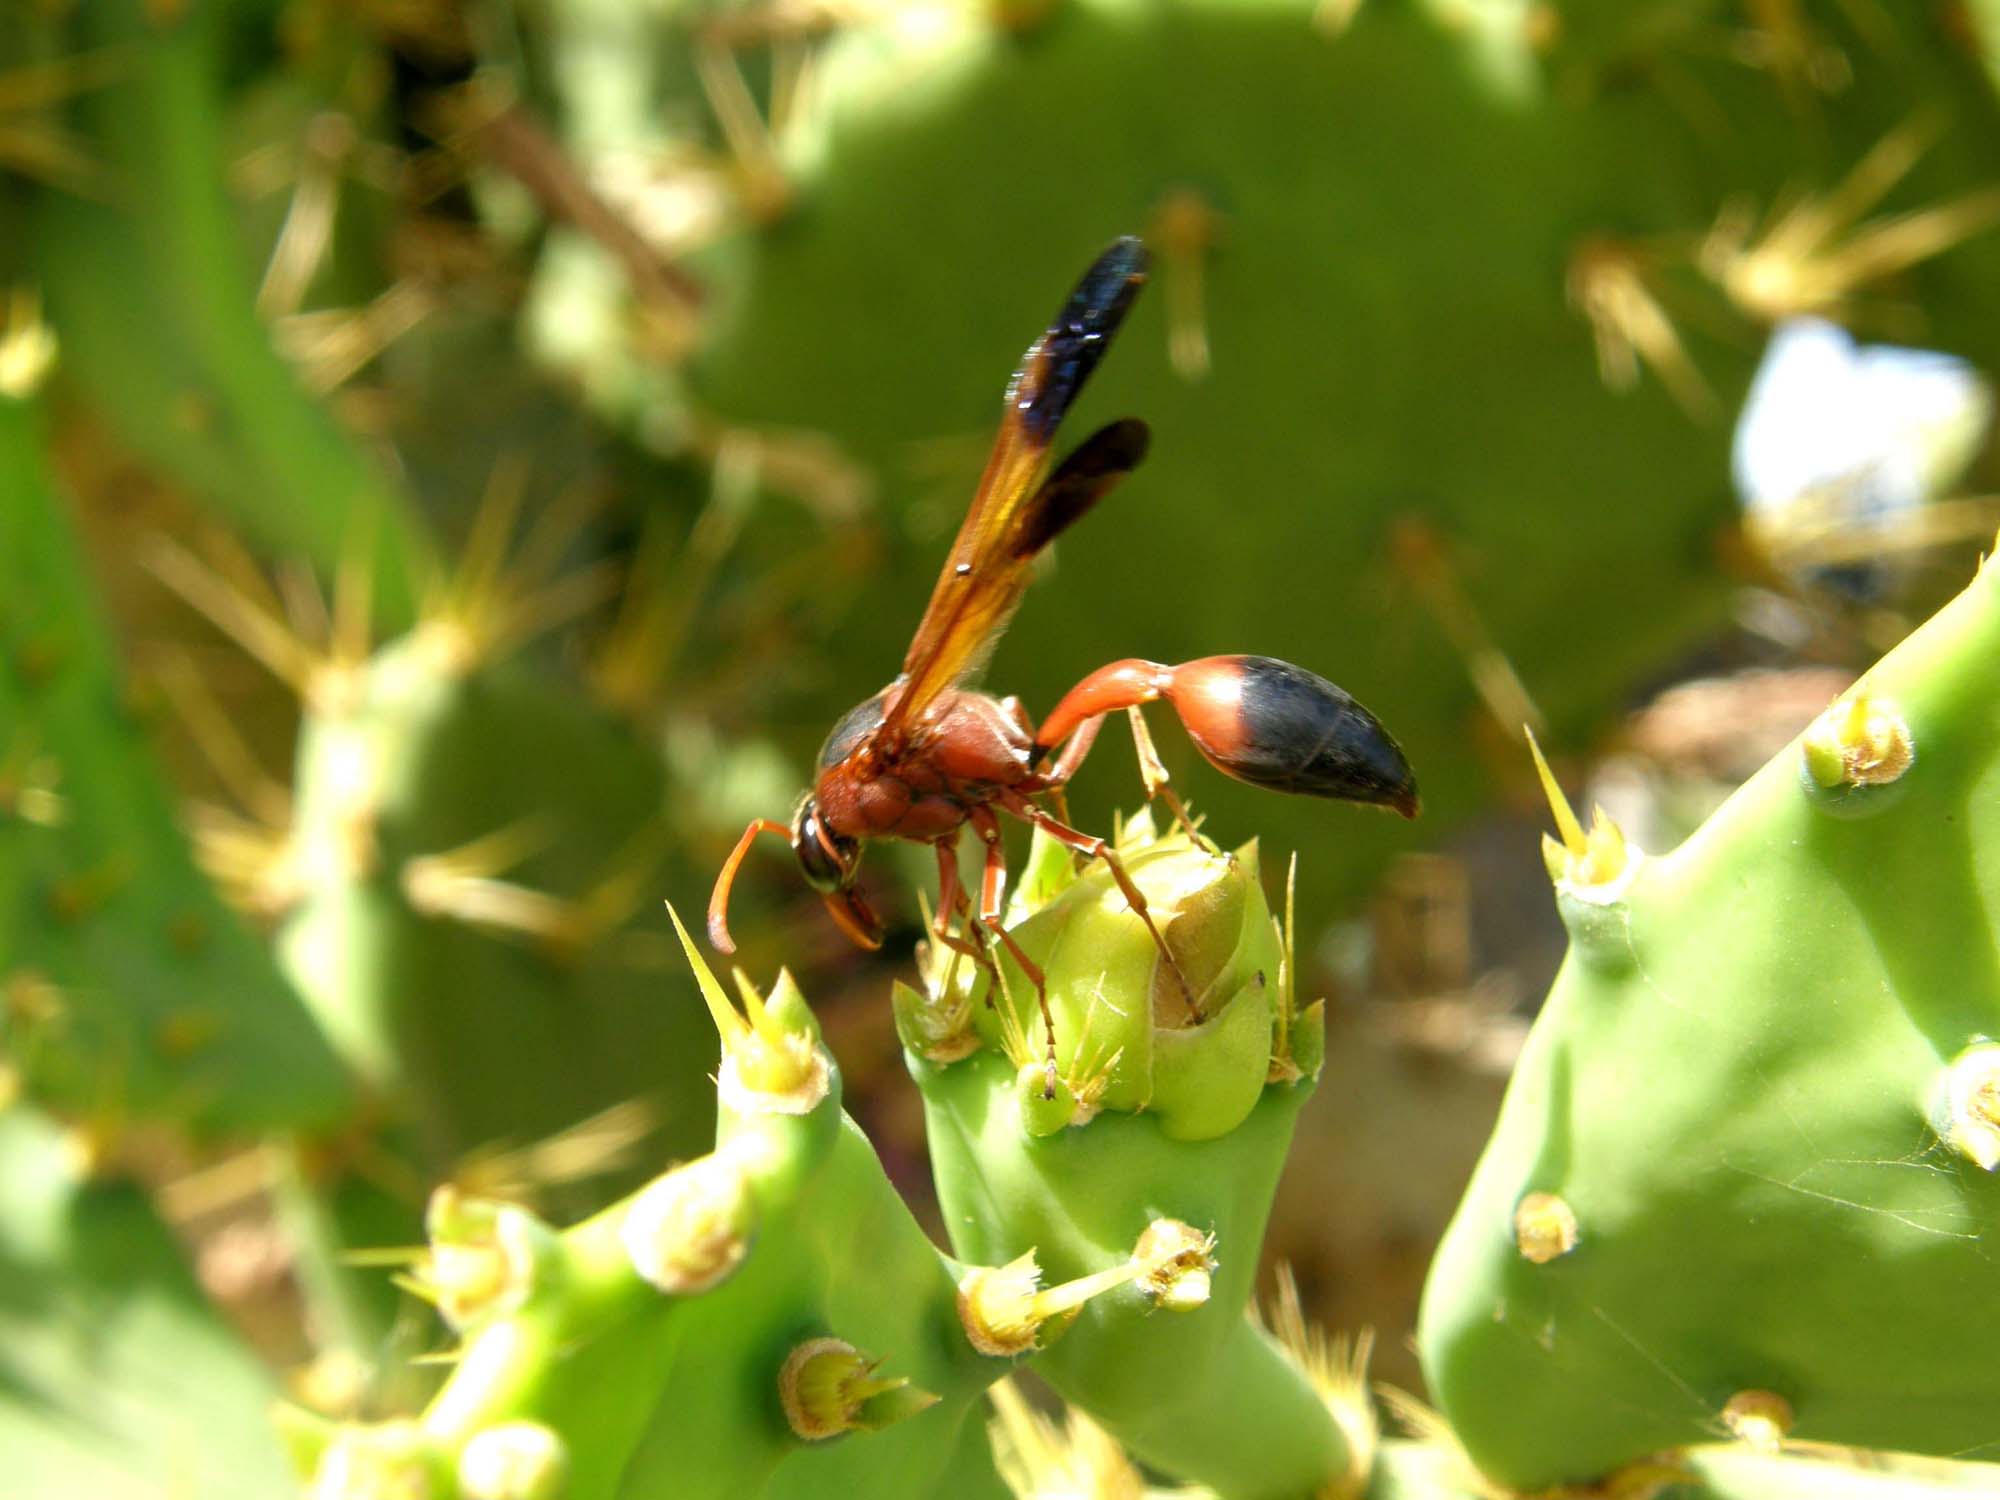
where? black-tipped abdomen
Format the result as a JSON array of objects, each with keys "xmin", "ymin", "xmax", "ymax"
[{"xmin": 1166, "ymin": 656, "xmax": 1419, "ymax": 817}]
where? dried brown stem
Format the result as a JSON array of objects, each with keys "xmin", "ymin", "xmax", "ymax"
[{"xmin": 464, "ymin": 97, "xmax": 704, "ymax": 315}]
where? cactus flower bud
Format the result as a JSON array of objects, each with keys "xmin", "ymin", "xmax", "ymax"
[{"xmin": 930, "ymin": 822, "xmax": 1287, "ymax": 1141}]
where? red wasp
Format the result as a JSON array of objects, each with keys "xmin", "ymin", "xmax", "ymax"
[{"xmin": 709, "ymin": 237, "xmax": 1417, "ymax": 1033}]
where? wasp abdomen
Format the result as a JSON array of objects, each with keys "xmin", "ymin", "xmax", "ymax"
[{"xmin": 1167, "ymin": 656, "xmax": 1419, "ymax": 817}]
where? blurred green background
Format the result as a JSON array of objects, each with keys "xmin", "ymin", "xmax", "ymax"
[{"xmin": 5, "ymin": 0, "xmax": 2000, "ymax": 1492}]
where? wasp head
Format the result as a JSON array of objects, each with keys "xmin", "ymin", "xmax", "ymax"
[{"xmin": 791, "ymin": 797, "xmax": 883, "ymax": 951}]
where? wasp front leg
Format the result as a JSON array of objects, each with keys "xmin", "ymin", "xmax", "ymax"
[
  {"xmin": 933, "ymin": 833, "xmax": 1057, "ymax": 1085},
  {"xmin": 930, "ymin": 836, "xmax": 991, "ymax": 976},
  {"xmin": 966, "ymin": 806, "xmax": 1060, "ymax": 1086}
]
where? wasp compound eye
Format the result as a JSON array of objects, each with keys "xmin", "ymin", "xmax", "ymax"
[{"xmin": 794, "ymin": 803, "xmax": 857, "ymax": 892}]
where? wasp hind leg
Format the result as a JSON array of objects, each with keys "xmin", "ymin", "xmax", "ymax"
[
  {"xmin": 994, "ymin": 791, "xmax": 1204, "ymax": 1027},
  {"xmin": 1120, "ymin": 705, "xmax": 1211, "ymax": 849}
]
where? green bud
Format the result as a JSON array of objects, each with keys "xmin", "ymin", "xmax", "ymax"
[
  {"xmin": 946, "ymin": 827, "xmax": 1284, "ymax": 1139},
  {"xmin": 1151, "ymin": 971, "xmax": 1273, "ymax": 1140},
  {"xmin": 622, "ymin": 1152, "xmax": 755, "ymax": 1293},
  {"xmin": 761, "ymin": 967, "xmax": 824, "ymax": 1046},
  {"xmin": 1287, "ymin": 999, "xmax": 1327, "ymax": 1082},
  {"xmin": 778, "ymin": 1338, "xmax": 938, "ymax": 1439},
  {"xmin": 1798, "ymin": 692, "xmax": 1915, "ymax": 818},
  {"xmin": 893, "ymin": 978, "xmax": 978, "ymax": 1063}
]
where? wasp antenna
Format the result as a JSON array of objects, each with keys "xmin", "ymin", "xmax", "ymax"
[{"xmin": 708, "ymin": 818, "xmax": 792, "ymax": 954}]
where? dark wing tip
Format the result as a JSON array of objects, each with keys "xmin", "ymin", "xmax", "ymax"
[
  {"xmin": 1011, "ymin": 417, "xmax": 1152, "ymax": 559},
  {"xmin": 1061, "ymin": 237, "xmax": 1149, "ymax": 343},
  {"xmin": 1089, "ymin": 235, "xmax": 1151, "ymax": 295},
  {"xmin": 1095, "ymin": 415, "xmax": 1151, "ymax": 469},
  {"xmin": 1013, "ymin": 238, "xmax": 1150, "ymax": 443}
]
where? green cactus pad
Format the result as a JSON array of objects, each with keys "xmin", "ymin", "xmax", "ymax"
[
  {"xmin": 277, "ymin": 633, "xmax": 713, "ymax": 1175},
  {"xmin": 1421, "ymin": 553, "xmax": 2000, "ymax": 1487},
  {"xmin": 0, "ymin": 1105, "xmax": 295, "ymax": 1499},
  {"xmin": 316, "ymin": 970, "xmax": 1012, "ymax": 1500},
  {"xmin": 0, "ymin": 395, "xmax": 348, "ymax": 1132}
]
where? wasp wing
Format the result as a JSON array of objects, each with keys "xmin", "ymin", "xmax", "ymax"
[{"xmin": 874, "ymin": 238, "xmax": 1150, "ymax": 744}]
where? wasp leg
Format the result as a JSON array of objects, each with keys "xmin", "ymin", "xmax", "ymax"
[
  {"xmin": 994, "ymin": 790, "xmax": 1204, "ymax": 1026},
  {"xmin": 1034, "ymin": 707, "xmax": 1106, "ymax": 788},
  {"xmin": 1121, "ymin": 704, "xmax": 1210, "ymax": 848},
  {"xmin": 966, "ymin": 805, "xmax": 1060, "ymax": 1091},
  {"xmin": 932, "ymin": 836, "xmax": 996, "ymax": 981},
  {"xmin": 1023, "ymin": 707, "xmax": 1103, "ymax": 828}
]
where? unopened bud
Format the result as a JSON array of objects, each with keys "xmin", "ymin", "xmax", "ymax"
[
  {"xmin": 424, "ymin": 1188, "xmax": 553, "ymax": 1330},
  {"xmin": 893, "ymin": 977, "xmax": 979, "ymax": 1064},
  {"xmin": 1801, "ymin": 692, "xmax": 1913, "ymax": 789},
  {"xmin": 1016, "ymin": 1061, "xmax": 1079, "ymax": 1136}
]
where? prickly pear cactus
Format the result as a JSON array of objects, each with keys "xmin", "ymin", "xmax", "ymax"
[
  {"xmin": 1420, "ymin": 548, "xmax": 2000, "ymax": 1488},
  {"xmin": 273, "ymin": 626, "xmax": 712, "ymax": 1172},
  {"xmin": 300, "ymin": 833, "xmax": 1392, "ymax": 1500},
  {"xmin": 142, "ymin": 510, "xmax": 720, "ymax": 1176},
  {"xmin": 906, "ymin": 816, "xmax": 1369, "ymax": 1499},
  {"xmin": 303, "ymin": 920, "xmax": 1112, "ymax": 1500}
]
